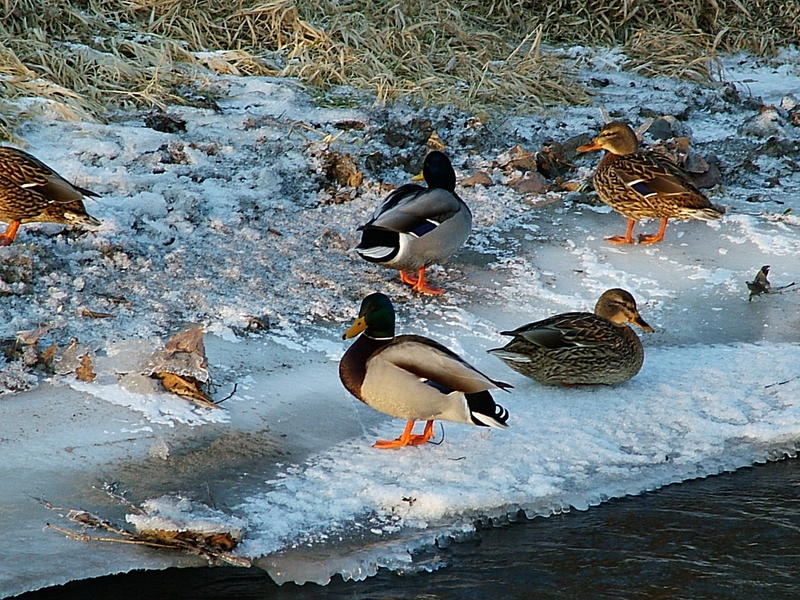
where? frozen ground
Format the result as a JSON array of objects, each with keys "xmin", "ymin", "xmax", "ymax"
[{"xmin": 1, "ymin": 47, "xmax": 799, "ymax": 596}]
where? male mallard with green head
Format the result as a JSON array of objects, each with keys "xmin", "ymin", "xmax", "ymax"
[
  {"xmin": 339, "ymin": 293, "xmax": 510, "ymax": 449},
  {"xmin": 489, "ymin": 288, "xmax": 652, "ymax": 386},
  {"xmin": 355, "ymin": 151, "xmax": 471, "ymax": 295},
  {"xmin": 0, "ymin": 147, "xmax": 100, "ymax": 245},
  {"xmin": 577, "ymin": 121, "xmax": 723, "ymax": 245}
]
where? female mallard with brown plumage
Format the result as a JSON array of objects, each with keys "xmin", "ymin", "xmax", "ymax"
[
  {"xmin": 0, "ymin": 146, "xmax": 100, "ymax": 245},
  {"xmin": 488, "ymin": 289, "xmax": 652, "ymax": 386},
  {"xmin": 339, "ymin": 293, "xmax": 510, "ymax": 449},
  {"xmin": 577, "ymin": 121, "xmax": 723, "ymax": 245}
]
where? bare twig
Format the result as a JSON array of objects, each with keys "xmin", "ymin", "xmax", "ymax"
[
  {"xmin": 764, "ymin": 376, "xmax": 800, "ymax": 389},
  {"xmin": 95, "ymin": 482, "xmax": 146, "ymax": 515},
  {"xmin": 215, "ymin": 383, "xmax": 238, "ymax": 405}
]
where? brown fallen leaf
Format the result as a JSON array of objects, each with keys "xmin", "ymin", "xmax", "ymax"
[
  {"xmin": 537, "ymin": 141, "xmax": 572, "ymax": 179},
  {"xmin": 16, "ymin": 325, "xmax": 50, "ymax": 346},
  {"xmin": 322, "ymin": 149, "xmax": 363, "ymax": 188},
  {"xmin": 558, "ymin": 179, "xmax": 582, "ymax": 192},
  {"xmin": 426, "ymin": 130, "xmax": 446, "ymax": 150},
  {"xmin": 41, "ymin": 344, "xmax": 58, "ymax": 368},
  {"xmin": 333, "ymin": 119, "xmax": 366, "ymax": 131},
  {"xmin": 80, "ymin": 309, "xmax": 115, "ymax": 319},
  {"xmin": 76, "ymin": 354, "xmax": 96, "ymax": 382},
  {"xmin": 495, "ymin": 145, "xmax": 538, "ymax": 172},
  {"xmin": 137, "ymin": 529, "xmax": 238, "ymax": 552},
  {"xmin": 155, "ymin": 372, "xmax": 218, "ymax": 409},
  {"xmin": 148, "ymin": 327, "xmax": 218, "ymax": 408},
  {"xmin": 163, "ymin": 327, "xmax": 205, "ymax": 358},
  {"xmin": 461, "ymin": 171, "xmax": 493, "ymax": 187}
]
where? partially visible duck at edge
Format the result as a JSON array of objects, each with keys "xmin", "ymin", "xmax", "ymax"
[{"xmin": 0, "ymin": 146, "xmax": 100, "ymax": 246}]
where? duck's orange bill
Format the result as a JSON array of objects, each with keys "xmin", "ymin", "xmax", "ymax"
[
  {"xmin": 410, "ymin": 171, "xmax": 424, "ymax": 182},
  {"xmin": 576, "ymin": 141, "xmax": 602, "ymax": 152},
  {"xmin": 342, "ymin": 316, "xmax": 367, "ymax": 339},
  {"xmin": 633, "ymin": 315, "xmax": 654, "ymax": 333}
]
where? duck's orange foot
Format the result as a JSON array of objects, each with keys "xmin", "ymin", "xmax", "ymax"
[
  {"xmin": 637, "ymin": 217, "xmax": 668, "ymax": 245},
  {"xmin": 605, "ymin": 235, "xmax": 634, "ymax": 245},
  {"xmin": 399, "ymin": 270, "xmax": 419, "ymax": 285},
  {"xmin": 373, "ymin": 437, "xmax": 412, "ymax": 449},
  {"xmin": 637, "ymin": 233, "xmax": 665, "ymax": 245},
  {"xmin": 0, "ymin": 221, "xmax": 20, "ymax": 246},
  {"xmin": 605, "ymin": 218, "xmax": 636, "ymax": 245},
  {"xmin": 412, "ymin": 281, "xmax": 443, "ymax": 295},
  {"xmin": 408, "ymin": 268, "xmax": 444, "ymax": 295},
  {"xmin": 373, "ymin": 420, "xmax": 435, "ymax": 449}
]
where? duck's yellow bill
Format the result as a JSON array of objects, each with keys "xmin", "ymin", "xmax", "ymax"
[
  {"xmin": 410, "ymin": 171, "xmax": 424, "ymax": 182},
  {"xmin": 342, "ymin": 316, "xmax": 367, "ymax": 339}
]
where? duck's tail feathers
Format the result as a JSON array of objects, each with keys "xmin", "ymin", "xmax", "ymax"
[
  {"xmin": 688, "ymin": 204, "xmax": 725, "ymax": 221},
  {"xmin": 76, "ymin": 185, "xmax": 100, "ymax": 198},
  {"xmin": 466, "ymin": 390, "xmax": 509, "ymax": 429},
  {"xmin": 355, "ymin": 227, "xmax": 399, "ymax": 263},
  {"xmin": 64, "ymin": 211, "xmax": 101, "ymax": 227}
]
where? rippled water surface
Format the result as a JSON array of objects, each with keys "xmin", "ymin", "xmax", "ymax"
[{"xmin": 15, "ymin": 457, "xmax": 800, "ymax": 600}]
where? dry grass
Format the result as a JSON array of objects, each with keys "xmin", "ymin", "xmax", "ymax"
[{"xmin": 0, "ymin": 0, "xmax": 797, "ymax": 124}]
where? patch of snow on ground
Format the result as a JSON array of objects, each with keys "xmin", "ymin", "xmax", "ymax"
[{"xmin": 1, "ymin": 48, "xmax": 800, "ymax": 595}]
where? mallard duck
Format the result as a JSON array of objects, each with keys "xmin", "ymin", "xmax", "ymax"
[
  {"xmin": 577, "ymin": 121, "xmax": 723, "ymax": 245},
  {"xmin": 488, "ymin": 288, "xmax": 652, "ymax": 386},
  {"xmin": 339, "ymin": 293, "xmax": 510, "ymax": 449},
  {"xmin": 355, "ymin": 151, "xmax": 471, "ymax": 295},
  {"xmin": 0, "ymin": 146, "xmax": 100, "ymax": 246}
]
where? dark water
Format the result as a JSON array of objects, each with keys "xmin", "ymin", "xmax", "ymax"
[{"xmin": 15, "ymin": 458, "xmax": 800, "ymax": 600}]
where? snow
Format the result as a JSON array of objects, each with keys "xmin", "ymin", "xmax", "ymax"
[
  {"xmin": 1, "ymin": 47, "xmax": 800, "ymax": 596},
  {"xmin": 126, "ymin": 496, "xmax": 247, "ymax": 540}
]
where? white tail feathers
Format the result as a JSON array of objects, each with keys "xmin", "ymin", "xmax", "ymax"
[{"xmin": 356, "ymin": 246, "xmax": 395, "ymax": 260}]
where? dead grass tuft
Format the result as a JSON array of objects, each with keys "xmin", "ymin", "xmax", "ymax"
[{"xmin": 0, "ymin": 0, "xmax": 797, "ymax": 119}]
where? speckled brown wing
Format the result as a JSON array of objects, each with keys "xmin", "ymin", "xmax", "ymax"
[
  {"xmin": 595, "ymin": 151, "xmax": 720, "ymax": 220},
  {"xmin": 506, "ymin": 312, "xmax": 620, "ymax": 349},
  {"xmin": 0, "ymin": 175, "xmax": 100, "ymax": 225},
  {"xmin": 0, "ymin": 147, "xmax": 98, "ymax": 202},
  {"xmin": 0, "ymin": 176, "xmax": 54, "ymax": 223}
]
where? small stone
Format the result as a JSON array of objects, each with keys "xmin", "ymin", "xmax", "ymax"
[
  {"xmin": 144, "ymin": 112, "xmax": 186, "ymax": 134},
  {"xmin": 149, "ymin": 438, "xmax": 171, "ymax": 460},
  {"xmin": 647, "ymin": 117, "xmax": 675, "ymax": 140},
  {"xmin": 508, "ymin": 172, "xmax": 549, "ymax": 194},
  {"xmin": 461, "ymin": 171, "xmax": 493, "ymax": 187},
  {"xmin": 739, "ymin": 108, "xmax": 786, "ymax": 137},
  {"xmin": 780, "ymin": 94, "xmax": 798, "ymax": 111},
  {"xmin": 495, "ymin": 145, "xmax": 538, "ymax": 172}
]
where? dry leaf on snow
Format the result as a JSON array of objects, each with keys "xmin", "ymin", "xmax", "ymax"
[
  {"xmin": 76, "ymin": 354, "xmax": 96, "ymax": 382},
  {"xmin": 148, "ymin": 327, "xmax": 218, "ymax": 409}
]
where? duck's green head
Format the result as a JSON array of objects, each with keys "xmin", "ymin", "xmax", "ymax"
[
  {"xmin": 422, "ymin": 151, "xmax": 456, "ymax": 192},
  {"xmin": 342, "ymin": 293, "xmax": 396, "ymax": 339}
]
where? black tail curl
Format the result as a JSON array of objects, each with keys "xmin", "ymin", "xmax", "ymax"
[{"xmin": 466, "ymin": 391, "xmax": 510, "ymax": 428}]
